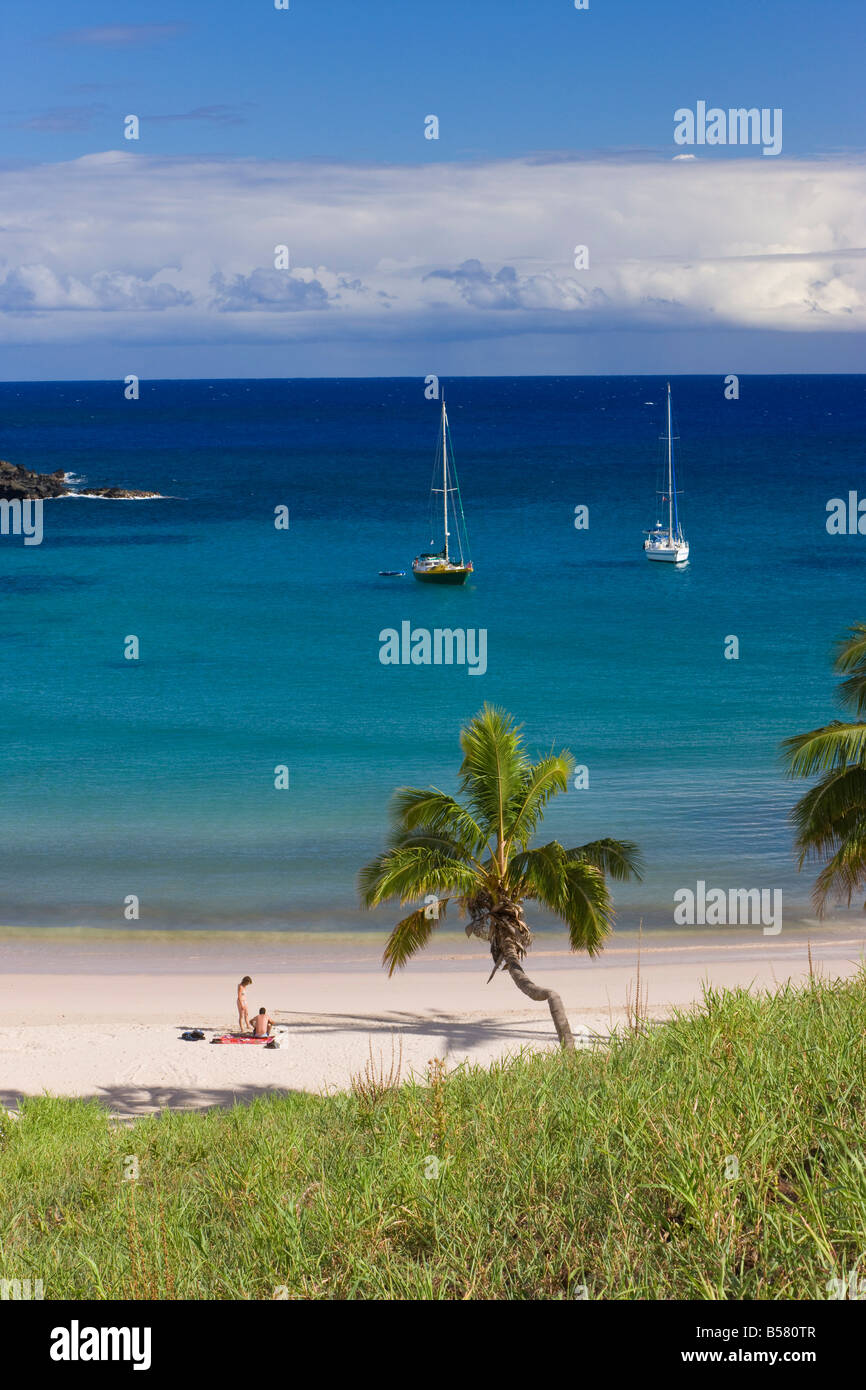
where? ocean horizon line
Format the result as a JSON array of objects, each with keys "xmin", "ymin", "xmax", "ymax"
[{"xmin": 2, "ymin": 370, "xmax": 866, "ymax": 387}]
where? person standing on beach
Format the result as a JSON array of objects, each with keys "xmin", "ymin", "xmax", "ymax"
[{"xmin": 237, "ymin": 976, "xmax": 252, "ymax": 1034}]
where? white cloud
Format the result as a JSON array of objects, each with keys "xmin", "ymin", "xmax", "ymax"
[
  {"xmin": 425, "ymin": 259, "xmax": 608, "ymax": 312},
  {"xmin": 0, "ymin": 264, "xmax": 191, "ymax": 311},
  {"xmin": 210, "ymin": 268, "xmax": 332, "ymax": 312},
  {"xmin": 0, "ymin": 150, "xmax": 863, "ymax": 358}
]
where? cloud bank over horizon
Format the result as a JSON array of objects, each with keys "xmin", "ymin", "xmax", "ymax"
[{"xmin": 0, "ymin": 150, "xmax": 863, "ymax": 377}]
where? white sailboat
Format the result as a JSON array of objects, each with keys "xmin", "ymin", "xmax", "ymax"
[
  {"xmin": 644, "ymin": 381, "xmax": 689, "ymax": 564},
  {"xmin": 412, "ymin": 397, "xmax": 473, "ymax": 584}
]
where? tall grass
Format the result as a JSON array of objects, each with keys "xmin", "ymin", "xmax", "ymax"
[{"xmin": 1, "ymin": 974, "xmax": 864, "ymax": 1300}]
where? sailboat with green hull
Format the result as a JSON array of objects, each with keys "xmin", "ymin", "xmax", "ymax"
[{"xmin": 412, "ymin": 397, "xmax": 473, "ymax": 584}]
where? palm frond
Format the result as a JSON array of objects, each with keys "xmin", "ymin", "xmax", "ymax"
[
  {"xmin": 503, "ymin": 753, "xmax": 574, "ymax": 853},
  {"xmin": 792, "ymin": 809, "xmax": 863, "ymax": 870},
  {"xmin": 789, "ymin": 767, "xmax": 866, "ymax": 865},
  {"xmin": 781, "ymin": 722, "xmax": 866, "ymax": 777},
  {"xmin": 568, "ymin": 837, "xmax": 644, "ymax": 883},
  {"xmin": 809, "ymin": 833, "xmax": 866, "ymax": 916},
  {"xmin": 358, "ymin": 845, "xmax": 478, "ymax": 909},
  {"xmin": 390, "ymin": 830, "xmax": 476, "ymax": 859},
  {"xmin": 508, "ymin": 840, "xmax": 568, "ymax": 903},
  {"xmin": 559, "ymin": 861, "xmax": 616, "ymax": 954},
  {"xmin": 512, "ymin": 841, "xmax": 614, "ymax": 955},
  {"xmin": 389, "ymin": 787, "xmax": 488, "ymax": 857},
  {"xmin": 834, "ymin": 623, "xmax": 866, "ymax": 715},
  {"xmin": 458, "ymin": 705, "xmax": 528, "ymax": 852},
  {"xmin": 382, "ymin": 902, "xmax": 447, "ymax": 976}
]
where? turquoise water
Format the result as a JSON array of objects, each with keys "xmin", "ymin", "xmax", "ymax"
[{"xmin": 0, "ymin": 375, "xmax": 863, "ymax": 931}]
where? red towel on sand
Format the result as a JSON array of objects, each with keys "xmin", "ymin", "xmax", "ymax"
[{"xmin": 215, "ymin": 1034, "xmax": 272, "ymax": 1045}]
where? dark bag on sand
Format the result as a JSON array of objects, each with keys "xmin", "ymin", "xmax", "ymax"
[{"xmin": 181, "ymin": 1029, "xmax": 206, "ymax": 1041}]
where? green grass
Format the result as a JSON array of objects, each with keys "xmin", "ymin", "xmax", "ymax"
[{"xmin": 2, "ymin": 974, "xmax": 865, "ymax": 1300}]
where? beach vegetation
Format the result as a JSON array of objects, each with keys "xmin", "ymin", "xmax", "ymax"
[{"xmin": 1, "ymin": 974, "xmax": 863, "ymax": 1299}]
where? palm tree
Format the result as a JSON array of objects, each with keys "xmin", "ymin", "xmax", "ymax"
[
  {"xmin": 782, "ymin": 622, "xmax": 866, "ymax": 913},
  {"xmin": 358, "ymin": 704, "xmax": 642, "ymax": 1050}
]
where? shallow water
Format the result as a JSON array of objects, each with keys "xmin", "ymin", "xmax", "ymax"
[{"xmin": 0, "ymin": 375, "xmax": 863, "ymax": 932}]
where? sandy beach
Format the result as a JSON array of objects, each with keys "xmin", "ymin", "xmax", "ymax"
[{"xmin": 1, "ymin": 923, "xmax": 863, "ymax": 1117}]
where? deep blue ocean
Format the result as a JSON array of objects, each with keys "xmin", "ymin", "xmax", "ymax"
[{"xmin": 0, "ymin": 375, "xmax": 863, "ymax": 933}]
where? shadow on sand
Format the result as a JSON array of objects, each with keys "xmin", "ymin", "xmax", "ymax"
[
  {"xmin": 2, "ymin": 1011, "xmax": 602, "ymax": 1119},
  {"xmin": 1, "ymin": 1082, "xmax": 305, "ymax": 1120},
  {"xmin": 273, "ymin": 1008, "xmax": 564, "ymax": 1050}
]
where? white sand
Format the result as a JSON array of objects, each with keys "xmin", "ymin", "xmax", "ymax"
[{"xmin": 1, "ymin": 926, "xmax": 863, "ymax": 1116}]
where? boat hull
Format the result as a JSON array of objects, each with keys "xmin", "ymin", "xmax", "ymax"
[
  {"xmin": 644, "ymin": 543, "xmax": 689, "ymax": 564},
  {"xmin": 413, "ymin": 565, "xmax": 471, "ymax": 585}
]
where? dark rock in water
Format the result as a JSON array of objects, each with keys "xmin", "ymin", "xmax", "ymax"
[
  {"xmin": 0, "ymin": 460, "xmax": 68, "ymax": 500},
  {"xmin": 78, "ymin": 488, "xmax": 163, "ymax": 499},
  {"xmin": 0, "ymin": 460, "xmax": 162, "ymax": 501}
]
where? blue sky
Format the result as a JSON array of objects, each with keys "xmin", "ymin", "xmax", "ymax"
[
  {"xmin": 0, "ymin": 1, "xmax": 864, "ymax": 377},
  {"xmin": 4, "ymin": 0, "xmax": 864, "ymax": 163}
]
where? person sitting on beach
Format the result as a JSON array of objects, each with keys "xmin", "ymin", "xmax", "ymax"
[
  {"xmin": 252, "ymin": 1006, "xmax": 275, "ymax": 1038},
  {"xmin": 237, "ymin": 976, "xmax": 252, "ymax": 1033}
]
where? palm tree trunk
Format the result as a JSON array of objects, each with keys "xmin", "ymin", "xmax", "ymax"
[{"xmin": 505, "ymin": 960, "xmax": 575, "ymax": 1051}]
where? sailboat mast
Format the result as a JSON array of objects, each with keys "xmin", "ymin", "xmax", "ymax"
[
  {"xmin": 442, "ymin": 398, "xmax": 449, "ymax": 561},
  {"xmin": 666, "ymin": 382, "xmax": 673, "ymax": 541}
]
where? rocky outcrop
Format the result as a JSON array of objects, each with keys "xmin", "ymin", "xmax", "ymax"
[
  {"xmin": 76, "ymin": 488, "xmax": 163, "ymax": 499},
  {"xmin": 0, "ymin": 460, "xmax": 162, "ymax": 501},
  {"xmin": 0, "ymin": 461, "xmax": 68, "ymax": 500}
]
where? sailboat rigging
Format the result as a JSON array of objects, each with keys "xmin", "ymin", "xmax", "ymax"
[
  {"xmin": 412, "ymin": 397, "xmax": 473, "ymax": 584},
  {"xmin": 644, "ymin": 381, "xmax": 689, "ymax": 564}
]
